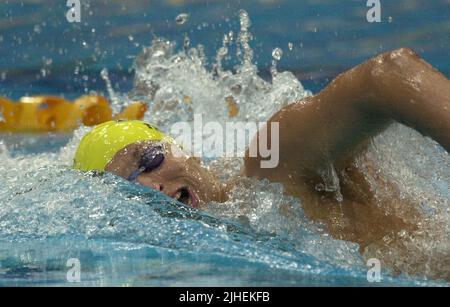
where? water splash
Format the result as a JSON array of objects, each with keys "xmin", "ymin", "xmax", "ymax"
[
  {"xmin": 361, "ymin": 124, "xmax": 450, "ymax": 280},
  {"xmin": 271, "ymin": 47, "xmax": 283, "ymax": 77},
  {"xmin": 0, "ymin": 11, "xmax": 449, "ymax": 285},
  {"xmin": 100, "ymin": 68, "xmax": 121, "ymax": 112},
  {"xmin": 131, "ymin": 10, "xmax": 310, "ymax": 137},
  {"xmin": 236, "ymin": 10, "xmax": 254, "ymax": 69}
]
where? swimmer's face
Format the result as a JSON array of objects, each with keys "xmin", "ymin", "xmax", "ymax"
[{"xmin": 105, "ymin": 141, "xmax": 224, "ymax": 207}]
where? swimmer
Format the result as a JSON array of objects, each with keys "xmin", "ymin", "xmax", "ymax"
[{"xmin": 74, "ymin": 48, "xmax": 450, "ymax": 278}]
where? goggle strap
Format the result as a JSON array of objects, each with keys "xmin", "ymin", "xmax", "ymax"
[{"xmin": 127, "ymin": 166, "xmax": 146, "ymax": 182}]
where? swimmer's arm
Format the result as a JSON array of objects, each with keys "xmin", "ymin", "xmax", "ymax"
[{"xmin": 245, "ymin": 48, "xmax": 450, "ymax": 183}]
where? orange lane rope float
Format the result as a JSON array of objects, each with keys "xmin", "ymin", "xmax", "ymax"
[{"xmin": 0, "ymin": 95, "xmax": 148, "ymax": 132}]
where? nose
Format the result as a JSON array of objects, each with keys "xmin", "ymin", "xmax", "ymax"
[
  {"xmin": 147, "ymin": 183, "xmax": 164, "ymax": 192},
  {"xmin": 136, "ymin": 175, "xmax": 188, "ymax": 199},
  {"xmin": 135, "ymin": 172, "xmax": 200, "ymax": 207}
]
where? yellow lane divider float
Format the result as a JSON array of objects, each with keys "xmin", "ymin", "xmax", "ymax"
[{"xmin": 0, "ymin": 96, "xmax": 148, "ymax": 132}]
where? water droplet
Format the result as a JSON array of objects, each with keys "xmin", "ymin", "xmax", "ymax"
[
  {"xmin": 183, "ymin": 35, "xmax": 190, "ymax": 50},
  {"xmin": 217, "ymin": 47, "xmax": 228, "ymax": 58},
  {"xmin": 223, "ymin": 33, "xmax": 231, "ymax": 45},
  {"xmin": 33, "ymin": 24, "xmax": 42, "ymax": 34},
  {"xmin": 272, "ymin": 47, "xmax": 283, "ymax": 61},
  {"xmin": 101, "ymin": 68, "xmax": 121, "ymax": 112},
  {"xmin": 237, "ymin": 10, "xmax": 253, "ymax": 66},
  {"xmin": 42, "ymin": 57, "xmax": 53, "ymax": 66},
  {"xmin": 175, "ymin": 13, "xmax": 189, "ymax": 25},
  {"xmin": 239, "ymin": 9, "xmax": 251, "ymax": 29},
  {"xmin": 228, "ymin": 31, "xmax": 234, "ymax": 43},
  {"xmin": 388, "ymin": 16, "xmax": 393, "ymax": 23},
  {"xmin": 288, "ymin": 42, "xmax": 293, "ymax": 51}
]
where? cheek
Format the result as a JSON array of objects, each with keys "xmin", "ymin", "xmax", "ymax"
[
  {"xmin": 136, "ymin": 174, "xmax": 162, "ymax": 191},
  {"xmin": 200, "ymin": 177, "xmax": 223, "ymax": 202}
]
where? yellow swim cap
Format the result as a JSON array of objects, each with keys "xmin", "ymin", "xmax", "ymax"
[{"xmin": 73, "ymin": 120, "xmax": 167, "ymax": 172}]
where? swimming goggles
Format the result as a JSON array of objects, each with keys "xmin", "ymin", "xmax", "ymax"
[{"xmin": 127, "ymin": 145, "xmax": 165, "ymax": 182}]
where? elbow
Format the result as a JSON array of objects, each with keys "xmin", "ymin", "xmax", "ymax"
[
  {"xmin": 369, "ymin": 48, "xmax": 423, "ymax": 89},
  {"xmin": 387, "ymin": 47, "xmax": 418, "ymax": 59},
  {"xmin": 372, "ymin": 48, "xmax": 420, "ymax": 73},
  {"xmin": 382, "ymin": 48, "xmax": 419, "ymax": 63}
]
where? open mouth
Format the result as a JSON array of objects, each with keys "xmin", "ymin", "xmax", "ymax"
[{"xmin": 172, "ymin": 187, "xmax": 199, "ymax": 208}]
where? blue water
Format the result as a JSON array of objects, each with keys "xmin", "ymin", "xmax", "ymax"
[
  {"xmin": 0, "ymin": 162, "xmax": 444, "ymax": 287},
  {"xmin": 1, "ymin": 0, "xmax": 449, "ymax": 286},
  {"xmin": 1, "ymin": 0, "xmax": 449, "ymax": 99}
]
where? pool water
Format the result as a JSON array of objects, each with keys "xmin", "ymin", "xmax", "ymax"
[{"xmin": 0, "ymin": 0, "xmax": 449, "ymax": 286}]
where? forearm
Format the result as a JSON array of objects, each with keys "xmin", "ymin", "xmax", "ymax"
[
  {"xmin": 365, "ymin": 48, "xmax": 450, "ymax": 151},
  {"xmin": 315, "ymin": 48, "xmax": 450, "ymax": 155},
  {"xmin": 245, "ymin": 48, "xmax": 450, "ymax": 181}
]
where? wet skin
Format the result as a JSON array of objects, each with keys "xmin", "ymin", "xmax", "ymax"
[
  {"xmin": 106, "ymin": 48, "xmax": 450, "ymax": 279},
  {"xmin": 246, "ymin": 48, "xmax": 450, "ymax": 246}
]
